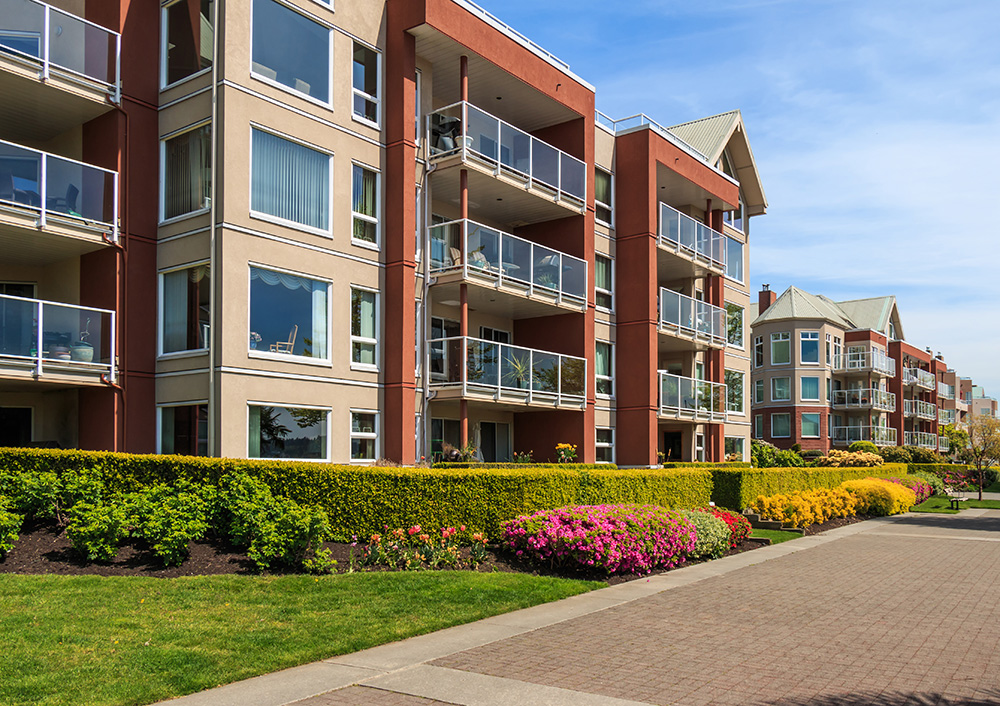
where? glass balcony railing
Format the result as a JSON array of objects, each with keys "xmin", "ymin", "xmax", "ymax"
[
  {"xmin": 833, "ymin": 349, "xmax": 896, "ymax": 377},
  {"xmin": 657, "ymin": 371, "xmax": 726, "ymax": 422},
  {"xmin": 0, "ymin": 0, "xmax": 120, "ymax": 102},
  {"xmin": 428, "ymin": 101, "xmax": 586, "ymax": 206},
  {"xmin": 428, "ymin": 218, "xmax": 587, "ymax": 305},
  {"xmin": 658, "ymin": 202, "xmax": 725, "ymax": 272},
  {"xmin": 938, "ymin": 436, "xmax": 950, "ymax": 453},
  {"xmin": 658, "ymin": 288, "xmax": 726, "ymax": 347},
  {"xmin": 832, "ymin": 426, "xmax": 897, "ymax": 446},
  {"xmin": 427, "ymin": 336, "xmax": 586, "ymax": 407},
  {"xmin": 0, "ymin": 293, "xmax": 114, "ymax": 379},
  {"xmin": 0, "ymin": 139, "xmax": 118, "ymax": 239},
  {"xmin": 832, "ymin": 389, "xmax": 896, "ymax": 412},
  {"xmin": 904, "ymin": 431, "xmax": 937, "ymax": 450},
  {"xmin": 903, "ymin": 399, "xmax": 937, "ymax": 420},
  {"xmin": 939, "ymin": 408, "xmax": 956, "ymax": 425},
  {"xmin": 903, "ymin": 367, "xmax": 935, "ymax": 390},
  {"xmin": 938, "ymin": 382, "xmax": 955, "ymax": 400}
]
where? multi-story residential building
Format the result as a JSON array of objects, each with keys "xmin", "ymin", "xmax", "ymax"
[
  {"xmin": 966, "ymin": 383, "xmax": 998, "ymax": 420},
  {"xmin": 0, "ymin": 0, "xmax": 766, "ymax": 465}
]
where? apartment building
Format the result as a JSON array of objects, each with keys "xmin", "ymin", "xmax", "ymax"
[
  {"xmin": 751, "ymin": 285, "xmax": 983, "ymax": 454},
  {"xmin": 0, "ymin": 0, "xmax": 766, "ymax": 465}
]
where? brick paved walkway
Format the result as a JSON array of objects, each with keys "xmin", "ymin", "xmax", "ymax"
[{"xmin": 162, "ymin": 510, "xmax": 1000, "ymax": 706}]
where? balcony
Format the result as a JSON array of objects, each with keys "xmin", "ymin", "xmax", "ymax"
[
  {"xmin": 658, "ymin": 288, "xmax": 726, "ymax": 351},
  {"xmin": 657, "ymin": 371, "xmax": 726, "ymax": 423},
  {"xmin": 428, "ymin": 101, "xmax": 586, "ymax": 224},
  {"xmin": 657, "ymin": 202, "xmax": 726, "ymax": 279},
  {"xmin": 429, "ymin": 219, "xmax": 587, "ymax": 317},
  {"xmin": 904, "ymin": 431, "xmax": 938, "ymax": 450},
  {"xmin": 0, "ymin": 0, "xmax": 120, "ymax": 142},
  {"xmin": 939, "ymin": 408, "xmax": 956, "ymax": 425},
  {"xmin": 0, "ymin": 293, "xmax": 114, "ymax": 386},
  {"xmin": 938, "ymin": 382, "xmax": 955, "ymax": 400},
  {"xmin": 831, "ymin": 389, "xmax": 896, "ymax": 413},
  {"xmin": 938, "ymin": 436, "xmax": 950, "ymax": 453},
  {"xmin": 428, "ymin": 336, "xmax": 585, "ymax": 410},
  {"xmin": 903, "ymin": 367, "xmax": 935, "ymax": 390},
  {"xmin": 903, "ymin": 399, "xmax": 937, "ymax": 420},
  {"xmin": 833, "ymin": 350, "xmax": 896, "ymax": 377},
  {"xmin": 0, "ymin": 139, "xmax": 118, "ymax": 264},
  {"xmin": 832, "ymin": 426, "xmax": 897, "ymax": 447}
]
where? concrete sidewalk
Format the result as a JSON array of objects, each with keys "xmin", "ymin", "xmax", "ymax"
[{"xmin": 159, "ymin": 510, "xmax": 1000, "ymax": 706}]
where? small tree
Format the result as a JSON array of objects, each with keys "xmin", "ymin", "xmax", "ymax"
[
  {"xmin": 966, "ymin": 416, "xmax": 1000, "ymax": 500},
  {"xmin": 941, "ymin": 423, "xmax": 970, "ymax": 459}
]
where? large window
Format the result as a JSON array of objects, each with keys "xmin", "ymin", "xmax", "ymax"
[
  {"xmin": 771, "ymin": 413, "xmax": 791, "ymax": 438},
  {"xmin": 251, "ymin": 128, "xmax": 330, "ymax": 232},
  {"xmin": 249, "ymin": 266, "xmax": 328, "ymax": 359},
  {"xmin": 771, "ymin": 332, "xmax": 790, "ymax": 365},
  {"xmin": 800, "ymin": 331, "xmax": 819, "ymax": 364},
  {"xmin": 249, "ymin": 404, "xmax": 328, "ymax": 460},
  {"xmin": 352, "ymin": 41, "xmax": 380, "ymax": 126},
  {"xmin": 163, "ymin": 0, "xmax": 214, "ymax": 87},
  {"xmin": 351, "ymin": 287, "xmax": 378, "ymax": 369},
  {"xmin": 724, "ymin": 436, "xmax": 745, "ymax": 461},
  {"xmin": 158, "ymin": 403, "xmax": 208, "ymax": 456},
  {"xmin": 596, "ymin": 427, "xmax": 614, "ymax": 464},
  {"xmin": 162, "ymin": 123, "xmax": 211, "ymax": 221},
  {"xmin": 351, "ymin": 410, "xmax": 378, "ymax": 462},
  {"xmin": 595, "ymin": 255, "xmax": 613, "ymax": 311},
  {"xmin": 801, "ymin": 413, "xmax": 821, "ymax": 438},
  {"xmin": 771, "ymin": 376, "xmax": 790, "ymax": 402},
  {"xmin": 725, "ymin": 369, "xmax": 744, "ymax": 414},
  {"xmin": 801, "ymin": 376, "xmax": 820, "ymax": 401},
  {"xmin": 251, "ymin": 0, "xmax": 330, "ymax": 104},
  {"xmin": 595, "ymin": 168, "xmax": 612, "ymax": 226},
  {"xmin": 596, "ymin": 341, "xmax": 613, "ymax": 396},
  {"xmin": 725, "ymin": 236, "xmax": 744, "ymax": 282},
  {"xmin": 726, "ymin": 303, "xmax": 744, "ymax": 348},
  {"xmin": 352, "ymin": 164, "xmax": 379, "ymax": 246},
  {"xmin": 161, "ymin": 264, "xmax": 210, "ymax": 354}
]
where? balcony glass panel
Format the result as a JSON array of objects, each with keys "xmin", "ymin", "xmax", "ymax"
[
  {"xmin": 658, "ymin": 288, "xmax": 725, "ymax": 346},
  {"xmin": 832, "ymin": 389, "xmax": 896, "ymax": 411},
  {"xmin": 0, "ymin": 293, "xmax": 113, "ymax": 372},
  {"xmin": 499, "ymin": 122, "xmax": 531, "ymax": 174},
  {"xmin": 832, "ymin": 426, "xmax": 897, "ymax": 446},
  {"xmin": 658, "ymin": 202, "xmax": 725, "ymax": 271},
  {"xmin": 658, "ymin": 371, "xmax": 726, "ymax": 420},
  {"xmin": 834, "ymin": 349, "xmax": 896, "ymax": 376}
]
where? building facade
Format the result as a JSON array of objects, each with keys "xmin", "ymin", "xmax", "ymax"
[{"xmin": 0, "ymin": 0, "xmax": 766, "ymax": 465}]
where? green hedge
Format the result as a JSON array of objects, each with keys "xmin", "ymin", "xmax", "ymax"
[
  {"xmin": 432, "ymin": 462, "xmax": 615, "ymax": 470},
  {"xmin": 0, "ymin": 449, "xmax": 711, "ymax": 540},
  {"xmin": 660, "ymin": 462, "xmax": 752, "ymax": 469},
  {"xmin": 710, "ymin": 463, "xmax": 909, "ymax": 510},
  {"xmin": 907, "ymin": 463, "xmax": 971, "ymax": 475}
]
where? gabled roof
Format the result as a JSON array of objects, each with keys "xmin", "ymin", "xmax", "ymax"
[
  {"xmin": 835, "ymin": 296, "xmax": 904, "ymax": 341},
  {"xmin": 669, "ymin": 110, "xmax": 768, "ymax": 217},
  {"xmin": 752, "ymin": 286, "xmax": 853, "ymax": 328}
]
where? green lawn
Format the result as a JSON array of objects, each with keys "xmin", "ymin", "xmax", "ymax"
[
  {"xmin": 750, "ymin": 529, "xmax": 802, "ymax": 544},
  {"xmin": 0, "ymin": 572, "xmax": 603, "ymax": 706},
  {"xmin": 911, "ymin": 496, "xmax": 1000, "ymax": 514}
]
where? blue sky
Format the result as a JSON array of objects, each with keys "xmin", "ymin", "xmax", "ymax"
[{"xmin": 476, "ymin": 0, "xmax": 1000, "ymax": 397}]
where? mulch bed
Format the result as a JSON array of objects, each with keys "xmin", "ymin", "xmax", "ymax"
[{"xmin": 0, "ymin": 515, "xmax": 868, "ymax": 584}]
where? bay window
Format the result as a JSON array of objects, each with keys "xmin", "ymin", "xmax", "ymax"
[{"xmin": 249, "ymin": 266, "xmax": 329, "ymax": 359}]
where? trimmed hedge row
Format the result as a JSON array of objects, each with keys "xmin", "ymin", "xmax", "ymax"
[
  {"xmin": 907, "ymin": 463, "xmax": 971, "ymax": 475},
  {"xmin": 431, "ymin": 462, "xmax": 615, "ymax": 470},
  {"xmin": 660, "ymin": 462, "xmax": 752, "ymax": 469},
  {"xmin": 0, "ymin": 449, "xmax": 711, "ymax": 540},
  {"xmin": 711, "ymin": 464, "xmax": 909, "ymax": 510}
]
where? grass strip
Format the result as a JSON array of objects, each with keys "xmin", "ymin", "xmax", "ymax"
[
  {"xmin": 911, "ymin": 496, "xmax": 1000, "ymax": 514},
  {"xmin": 0, "ymin": 572, "xmax": 603, "ymax": 706},
  {"xmin": 749, "ymin": 529, "xmax": 801, "ymax": 544}
]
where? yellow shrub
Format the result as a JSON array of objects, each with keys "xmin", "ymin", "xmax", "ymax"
[
  {"xmin": 840, "ymin": 478, "xmax": 915, "ymax": 516},
  {"xmin": 751, "ymin": 487, "xmax": 858, "ymax": 528}
]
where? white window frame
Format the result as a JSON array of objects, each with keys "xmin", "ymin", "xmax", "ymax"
[
  {"xmin": 595, "ymin": 253, "xmax": 614, "ymax": 313},
  {"xmin": 596, "ymin": 340, "xmax": 614, "ymax": 398},
  {"xmin": 595, "ymin": 427, "xmax": 614, "ymax": 464},
  {"xmin": 247, "ymin": 262, "xmax": 332, "ymax": 365},
  {"xmin": 160, "ymin": 0, "xmax": 214, "ymax": 91},
  {"xmin": 754, "ymin": 378, "xmax": 765, "ymax": 404},
  {"xmin": 800, "ymin": 375, "xmax": 821, "ymax": 402},
  {"xmin": 246, "ymin": 401, "xmax": 331, "ymax": 462},
  {"xmin": 157, "ymin": 260, "xmax": 211, "ymax": 359},
  {"xmin": 156, "ymin": 400, "xmax": 209, "ymax": 455},
  {"xmin": 724, "ymin": 235, "xmax": 744, "ymax": 283},
  {"xmin": 826, "ymin": 333, "xmax": 832, "ymax": 366},
  {"xmin": 351, "ymin": 39, "xmax": 381, "ymax": 129},
  {"xmin": 350, "ymin": 284, "xmax": 379, "ymax": 372},
  {"xmin": 726, "ymin": 302, "xmax": 744, "ymax": 349},
  {"xmin": 771, "ymin": 413, "xmax": 791, "ymax": 439},
  {"xmin": 725, "ymin": 368, "xmax": 745, "ymax": 415},
  {"xmin": 754, "ymin": 414, "xmax": 764, "ymax": 439},
  {"xmin": 800, "ymin": 331, "xmax": 820, "ymax": 365},
  {"xmin": 248, "ymin": 124, "xmax": 334, "ymax": 237},
  {"xmin": 249, "ymin": 0, "xmax": 334, "ymax": 109},
  {"xmin": 801, "ymin": 412, "xmax": 821, "ymax": 439},
  {"xmin": 415, "ymin": 184, "xmax": 422, "ymax": 262},
  {"xmin": 771, "ymin": 376, "xmax": 791, "ymax": 402},
  {"xmin": 754, "ymin": 335, "xmax": 764, "ymax": 368},
  {"xmin": 594, "ymin": 166, "xmax": 613, "ymax": 228},
  {"xmin": 350, "ymin": 408, "xmax": 379, "ymax": 464},
  {"xmin": 771, "ymin": 332, "xmax": 791, "ymax": 366},
  {"xmin": 351, "ymin": 161, "xmax": 381, "ymax": 250},
  {"xmin": 159, "ymin": 120, "xmax": 212, "ymax": 225},
  {"xmin": 724, "ymin": 435, "xmax": 747, "ymax": 462},
  {"xmin": 414, "ymin": 68, "xmax": 422, "ymax": 144}
]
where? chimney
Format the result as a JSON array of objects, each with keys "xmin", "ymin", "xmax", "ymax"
[{"xmin": 759, "ymin": 284, "xmax": 777, "ymax": 313}]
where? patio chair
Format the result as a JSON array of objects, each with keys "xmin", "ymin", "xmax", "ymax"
[{"xmin": 270, "ymin": 324, "xmax": 297, "ymax": 354}]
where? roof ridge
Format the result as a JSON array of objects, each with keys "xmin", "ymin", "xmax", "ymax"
[{"xmin": 667, "ymin": 109, "xmax": 741, "ymax": 130}]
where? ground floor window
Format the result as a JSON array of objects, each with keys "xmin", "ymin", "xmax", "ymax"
[
  {"xmin": 753, "ymin": 414, "xmax": 763, "ymax": 439},
  {"xmin": 159, "ymin": 403, "xmax": 208, "ymax": 456},
  {"xmin": 802, "ymin": 412, "xmax": 821, "ymax": 438},
  {"xmin": 596, "ymin": 427, "xmax": 614, "ymax": 463},
  {"xmin": 771, "ymin": 413, "xmax": 791, "ymax": 438},
  {"xmin": 695, "ymin": 433, "xmax": 705, "ymax": 462},
  {"xmin": 724, "ymin": 436, "xmax": 745, "ymax": 462},
  {"xmin": 350, "ymin": 410, "xmax": 378, "ymax": 462},
  {"xmin": 430, "ymin": 417, "xmax": 460, "ymax": 459},
  {"xmin": 248, "ymin": 404, "xmax": 328, "ymax": 460}
]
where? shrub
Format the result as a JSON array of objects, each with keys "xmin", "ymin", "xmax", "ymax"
[
  {"xmin": 711, "ymin": 464, "xmax": 907, "ymax": 510},
  {"xmin": 682, "ymin": 510, "xmax": 730, "ymax": 559},
  {"xmin": 697, "ymin": 506, "xmax": 752, "ymax": 547},
  {"xmin": 751, "ymin": 440, "xmax": 805, "ymax": 468},
  {"xmin": 812, "ymin": 450, "xmax": 883, "ymax": 468},
  {"xmin": 0, "ymin": 497, "xmax": 23, "ymax": 555},
  {"xmin": 848, "ymin": 441, "xmax": 879, "ymax": 455},
  {"xmin": 880, "ymin": 446, "xmax": 912, "ymax": 463},
  {"xmin": 66, "ymin": 502, "xmax": 127, "ymax": 562},
  {"xmin": 885, "ymin": 476, "xmax": 932, "ymax": 504},
  {"xmin": 501, "ymin": 504, "xmax": 696, "ymax": 575},
  {"xmin": 125, "ymin": 482, "xmax": 212, "ymax": 567},
  {"xmin": 841, "ymin": 479, "xmax": 916, "ymax": 515},
  {"xmin": 752, "ymin": 487, "xmax": 858, "ymax": 529},
  {"xmin": 800, "ymin": 449, "xmax": 825, "ymax": 460},
  {"xmin": 908, "ymin": 470, "xmax": 945, "ymax": 496},
  {"xmin": 357, "ymin": 525, "xmax": 487, "ymax": 570},
  {"xmin": 904, "ymin": 446, "xmax": 940, "ymax": 464}
]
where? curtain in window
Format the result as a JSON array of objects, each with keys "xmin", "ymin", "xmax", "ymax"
[
  {"xmin": 595, "ymin": 342, "xmax": 610, "ymax": 377},
  {"xmin": 596, "ymin": 256, "xmax": 611, "ymax": 290},
  {"xmin": 352, "ymin": 289, "xmax": 376, "ymax": 365},
  {"xmin": 249, "ymin": 267, "xmax": 326, "ymax": 358},
  {"xmin": 594, "ymin": 169, "xmax": 611, "ymax": 206},
  {"xmin": 352, "ymin": 165, "xmax": 377, "ymax": 242},
  {"xmin": 252, "ymin": 129, "xmax": 328, "ymax": 230},
  {"xmin": 162, "ymin": 266, "xmax": 208, "ymax": 353},
  {"xmin": 164, "ymin": 125, "xmax": 211, "ymax": 219},
  {"xmin": 248, "ymin": 406, "xmax": 261, "ymax": 457}
]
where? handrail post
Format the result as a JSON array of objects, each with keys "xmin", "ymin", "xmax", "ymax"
[
  {"xmin": 114, "ymin": 33, "xmax": 122, "ymax": 104},
  {"xmin": 112, "ymin": 171, "xmax": 120, "ymax": 242},
  {"xmin": 109, "ymin": 309, "xmax": 117, "ymax": 382},
  {"xmin": 42, "ymin": 5, "xmax": 50, "ymax": 82},
  {"xmin": 39, "ymin": 153, "xmax": 47, "ymax": 230},
  {"xmin": 35, "ymin": 300, "xmax": 44, "ymax": 377}
]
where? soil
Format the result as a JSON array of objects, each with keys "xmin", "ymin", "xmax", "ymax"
[{"xmin": 0, "ymin": 516, "xmax": 861, "ymax": 585}]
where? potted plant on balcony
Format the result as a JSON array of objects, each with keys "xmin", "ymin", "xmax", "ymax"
[{"xmin": 70, "ymin": 318, "xmax": 94, "ymax": 363}]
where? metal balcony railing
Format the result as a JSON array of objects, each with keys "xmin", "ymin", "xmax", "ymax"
[
  {"xmin": 903, "ymin": 399, "xmax": 937, "ymax": 420},
  {"xmin": 658, "ymin": 202, "xmax": 726, "ymax": 273},
  {"xmin": 903, "ymin": 367, "xmax": 936, "ymax": 390},
  {"xmin": 0, "ymin": 293, "xmax": 115, "ymax": 380},
  {"xmin": 938, "ymin": 436, "xmax": 950, "ymax": 453},
  {"xmin": 428, "ymin": 218, "xmax": 587, "ymax": 305},
  {"xmin": 0, "ymin": 0, "xmax": 121, "ymax": 102},
  {"xmin": 938, "ymin": 382, "xmax": 955, "ymax": 399},
  {"xmin": 833, "ymin": 349, "xmax": 896, "ymax": 377},
  {"xmin": 658, "ymin": 288, "xmax": 726, "ymax": 348},
  {"xmin": 427, "ymin": 336, "xmax": 586, "ymax": 408},
  {"xmin": 657, "ymin": 371, "xmax": 727, "ymax": 422},
  {"xmin": 832, "ymin": 426, "xmax": 897, "ymax": 446},
  {"xmin": 0, "ymin": 138, "xmax": 118, "ymax": 240},
  {"xmin": 428, "ymin": 101, "xmax": 586, "ymax": 207},
  {"xmin": 939, "ymin": 408, "xmax": 956, "ymax": 425},
  {"xmin": 904, "ymin": 431, "xmax": 938, "ymax": 450},
  {"xmin": 832, "ymin": 389, "xmax": 896, "ymax": 412}
]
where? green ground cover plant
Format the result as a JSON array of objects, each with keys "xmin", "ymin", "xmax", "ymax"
[
  {"xmin": 749, "ymin": 528, "xmax": 801, "ymax": 544},
  {"xmin": 0, "ymin": 572, "xmax": 602, "ymax": 706}
]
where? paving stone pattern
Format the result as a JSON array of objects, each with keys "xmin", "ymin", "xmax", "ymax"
[{"xmin": 433, "ymin": 512, "xmax": 1000, "ymax": 705}]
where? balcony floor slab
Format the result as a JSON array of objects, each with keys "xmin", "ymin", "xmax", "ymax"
[{"xmin": 430, "ymin": 272, "xmax": 586, "ymax": 319}]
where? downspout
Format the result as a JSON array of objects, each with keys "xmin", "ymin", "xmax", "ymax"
[{"xmin": 207, "ymin": 0, "xmax": 220, "ymax": 455}]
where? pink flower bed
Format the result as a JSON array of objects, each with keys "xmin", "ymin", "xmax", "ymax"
[
  {"xmin": 501, "ymin": 504, "xmax": 697, "ymax": 575},
  {"xmin": 886, "ymin": 477, "xmax": 932, "ymax": 504}
]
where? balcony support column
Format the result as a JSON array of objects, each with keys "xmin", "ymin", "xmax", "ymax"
[{"xmin": 460, "ymin": 55, "xmax": 468, "ymax": 102}]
